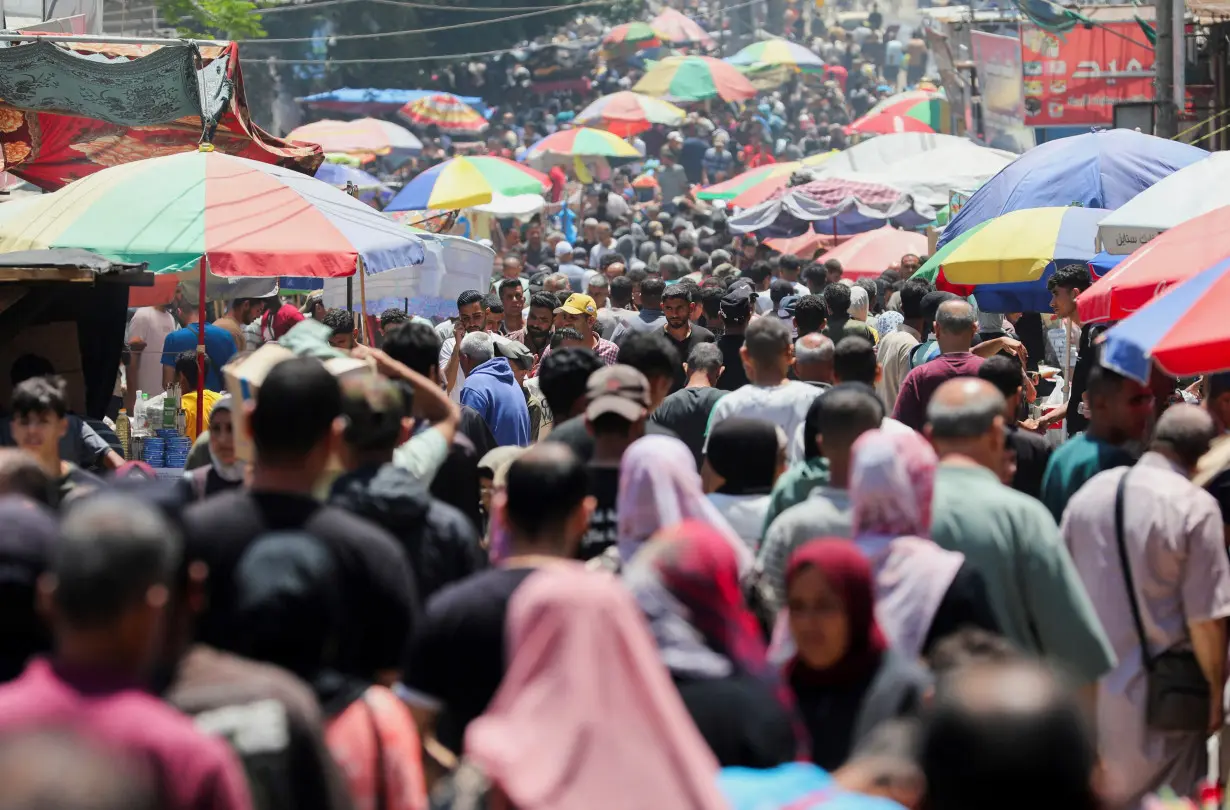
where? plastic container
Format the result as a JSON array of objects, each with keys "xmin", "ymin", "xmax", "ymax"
[{"xmin": 115, "ymin": 409, "xmax": 131, "ymax": 459}]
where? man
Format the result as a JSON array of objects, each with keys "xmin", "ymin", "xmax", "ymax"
[
  {"xmin": 802, "ymin": 262, "xmax": 828, "ymax": 295},
  {"xmin": 825, "ymin": 258, "xmax": 844, "ymax": 285},
  {"xmin": 892, "ymin": 300, "xmax": 986, "ymax": 431},
  {"xmin": 542, "ymin": 273, "xmax": 572, "ymax": 298},
  {"xmin": 458, "ymin": 331, "xmax": 531, "ymax": 448},
  {"xmin": 662, "ymin": 285, "xmax": 715, "ymax": 393},
  {"xmin": 979, "ymin": 355, "xmax": 1051, "ymax": 498},
  {"xmin": 1031, "ymin": 264, "xmax": 1096, "ymax": 436},
  {"xmin": 173, "ymin": 350, "xmax": 221, "ymax": 441},
  {"xmin": 927, "ymin": 378, "xmax": 1114, "ymax": 686},
  {"xmin": 403, "ymin": 445, "xmax": 594, "ymax": 752},
  {"xmin": 794, "ymin": 333, "xmax": 835, "ymax": 388},
  {"xmin": 745, "ymin": 262, "xmax": 775, "ymax": 315},
  {"xmin": 1041, "ymin": 359, "xmax": 1149, "ymax": 522},
  {"xmin": 680, "ymin": 124, "xmax": 709, "ymax": 185},
  {"xmin": 0, "ymin": 494, "xmax": 252, "ymax": 810},
  {"xmin": 877, "ymin": 279, "xmax": 930, "ymax": 411},
  {"xmin": 161, "ymin": 283, "xmax": 236, "ymax": 391},
  {"xmin": 537, "ymin": 347, "xmax": 604, "ymax": 427},
  {"xmin": 492, "ymin": 255, "xmax": 528, "ymax": 294},
  {"xmin": 330, "ymin": 372, "xmax": 483, "ymax": 609},
  {"xmin": 498, "ymin": 278, "xmax": 526, "ymax": 334},
  {"xmin": 657, "ymin": 147, "xmax": 690, "ymax": 210},
  {"xmin": 1061, "ymin": 406, "xmax": 1230, "ymax": 809},
  {"xmin": 212, "ymin": 297, "xmax": 263, "ymax": 354},
  {"xmin": 555, "ymin": 241, "xmax": 586, "ymax": 292},
  {"xmin": 776, "ymin": 255, "xmax": 810, "ymax": 296},
  {"xmin": 703, "ymin": 132, "xmax": 734, "ymax": 184},
  {"xmin": 522, "ymin": 223, "xmax": 547, "ymax": 267},
  {"xmin": 716, "ymin": 284, "xmax": 753, "ymax": 391},
  {"xmin": 652, "ymin": 342, "xmax": 728, "ymax": 470},
  {"xmin": 600, "ymin": 252, "xmax": 628, "ymax": 282},
  {"xmin": 613, "ymin": 276, "xmax": 668, "ymax": 341},
  {"xmin": 793, "ymin": 293, "xmax": 827, "ymax": 337},
  {"xmin": 10, "ymin": 376, "xmax": 101, "ymax": 508},
  {"xmin": 1198, "ymin": 372, "xmax": 1230, "ymax": 542},
  {"xmin": 183, "ymin": 357, "xmax": 418, "ymax": 684},
  {"xmin": 537, "ymin": 293, "xmax": 620, "ymax": 369},
  {"xmin": 319, "ymin": 308, "xmax": 357, "ymax": 351},
  {"xmin": 508, "ymin": 291, "xmax": 555, "ymax": 359},
  {"xmin": 126, "ymin": 301, "xmax": 177, "ymax": 410},
  {"xmin": 590, "ymin": 222, "xmax": 619, "ymax": 267},
  {"xmin": 441, "ymin": 290, "xmax": 488, "ymax": 403},
  {"xmin": 821, "ymin": 283, "xmax": 874, "ymax": 345},
  {"xmin": 759, "ymin": 386, "xmax": 883, "ymax": 612},
  {"xmin": 481, "ymin": 295, "xmax": 505, "ymax": 334},
  {"xmin": 587, "ymin": 274, "xmax": 610, "ymax": 311},
  {"xmin": 582, "ymin": 365, "xmax": 652, "ymax": 561},
  {"xmin": 706, "ymin": 316, "xmax": 823, "ymax": 463}
]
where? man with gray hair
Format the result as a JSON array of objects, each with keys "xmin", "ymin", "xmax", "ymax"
[
  {"xmin": 892, "ymin": 299, "xmax": 986, "ymax": 431},
  {"xmin": 1061, "ymin": 404, "xmax": 1230, "ymax": 807},
  {"xmin": 927, "ymin": 378, "xmax": 1114, "ymax": 697},
  {"xmin": 794, "ymin": 333, "xmax": 835, "ymax": 388},
  {"xmin": 459, "ymin": 331, "xmax": 530, "ymax": 447}
]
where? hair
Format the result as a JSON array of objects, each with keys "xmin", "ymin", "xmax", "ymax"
[
  {"xmin": 927, "ymin": 628, "xmax": 1021, "ymax": 683},
  {"xmin": 1084, "ymin": 355, "xmax": 1130, "ymax": 402},
  {"xmin": 381, "ymin": 321, "xmax": 440, "ymax": 377},
  {"xmin": 795, "ymin": 333, "xmax": 835, "ymax": 366},
  {"xmin": 9, "ymin": 353, "xmax": 54, "ymax": 387},
  {"xmin": 626, "ymin": 266, "xmax": 649, "ymax": 287},
  {"xmin": 977, "ymin": 355, "xmax": 1025, "ymax": 400},
  {"xmin": 770, "ymin": 279, "xmax": 795, "ymax": 307},
  {"xmin": 529, "ymin": 291, "xmax": 560, "ymax": 313},
  {"xmin": 11, "ymin": 376, "xmax": 67, "ymax": 419},
  {"xmin": 793, "ymin": 294, "xmax": 828, "ymax": 335},
  {"xmin": 250, "ymin": 357, "xmax": 342, "ymax": 464},
  {"xmin": 927, "ymin": 384, "xmax": 1006, "ymax": 439},
  {"xmin": 745, "ymin": 261, "xmax": 773, "ymax": 287},
  {"xmin": 617, "ymin": 331, "xmax": 680, "ymax": 382},
  {"xmin": 657, "ymin": 255, "xmax": 687, "ymax": 281},
  {"xmin": 779, "ymin": 254, "xmax": 802, "ymax": 275},
  {"xmin": 686, "ymin": 342, "xmax": 724, "ymax": 376},
  {"xmin": 822, "ymin": 282, "xmax": 852, "ymax": 317},
  {"xmin": 458, "ymin": 331, "xmax": 495, "ymax": 364},
  {"xmin": 609, "ymin": 275, "xmax": 634, "ymax": 307},
  {"xmin": 662, "ymin": 285, "xmax": 692, "ymax": 306},
  {"xmin": 52, "ymin": 494, "xmax": 181, "ymax": 628},
  {"xmin": 498, "ymin": 278, "xmax": 524, "ymax": 298},
  {"xmin": 824, "ymin": 258, "xmax": 843, "ymax": 277},
  {"xmin": 174, "ymin": 350, "xmax": 211, "ymax": 391},
  {"xmin": 855, "ymin": 278, "xmax": 880, "ymax": 314},
  {"xmin": 321, "ymin": 308, "xmax": 354, "ymax": 337},
  {"xmin": 815, "ymin": 386, "xmax": 884, "ymax": 447},
  {"xmin": 900, "ymin": 278, "xmax": 933, "ymax": 320},
  {"xmin": 538, "ymin": 348, "xmax": 602, "ymax": 417},
  {"xmin": 833, "ymin": 336, "xmax": 877, "ymax": 385},
  {"xmin": 543, "ymin": 272, "xmax": 570, "ymax": 291},
  {"xmin": 802, "ymin": 261, "xmax": 828, "ymax": 289},
  {"xmin": 599, "ymin": 252, "xmax": 625, "ymax": 272},
  {"xmin": 742, "ymin": 315, "xmax": 791, "ymax": 367},
  {"xmin": 640, "ymin": 277, "xmax": 666, "ymax": 305},
  {"xmin": 378, "ymin": 308, "xmax": 409, "ymax": 329},
  {"xmin": 457, "ymin": 289, "xmax": 485, "ymax": 310},
  {"xmin": 1046, "ymin": 263, "xmax": 1093, "ymax": 293},
  {"xmin": 0, "ymin": 449, "xmax": 51, "ymax": 504},
  {"xmin": 935, "ymin": 300, "xmax": 977, "ymax": 335},
  {"xmin": 550, "ymin": 327, "xmax": 585, "ymax": 349},
  {"xmin": 587, "ymin": 275, "xmax": 610, "ymax": 292},
  {"xmin": 503, "ymin": 445, "xmax": 590, "ymax": 538},
  {"xmin": 699, "ymin": 286, "xmax": 724, "ymax": 321},
  {"xmin": 1151, "ymin": 404, "xmax": 1217, "ymax": 469},
  {"xmin": 483, "ymin": 294, "xmax": 504, "ymax": 316}
]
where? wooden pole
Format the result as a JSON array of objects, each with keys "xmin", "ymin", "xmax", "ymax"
[{"xmin": 196, "ymin": 256, "xmax": 206, "ymax": 439}]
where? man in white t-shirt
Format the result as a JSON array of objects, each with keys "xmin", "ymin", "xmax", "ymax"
[{"xmin": 126, "ymin": 304, "xmax": 177, "ymax": 410}]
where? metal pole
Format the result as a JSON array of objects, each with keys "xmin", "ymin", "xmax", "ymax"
[{"xmin": 1156, "ymin": 0, "xmax": 1178, "ymax": 137}]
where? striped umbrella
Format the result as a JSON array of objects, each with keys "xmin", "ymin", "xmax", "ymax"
[
  {"xmin": 696, "ymin": 151, "xmax": 836, "ymax": 208},
  {"xmin": 575, "ymin": 91, "xmax": 686, "ymax": 137},
  {"xmin": 285, "ymin": 117, "xmax": 422, "ymax": 157},
  {"xmin": 651, "ymin": 8, "xmax": 714, "ymax": 46},
  {"xmin": 398, "ymin": 93, "xmax": 489, "ymax": 134},
  {"xmin": 848, "ymin": 92, "xmax": 951, "ymax": 135},
  {"xmin": 523, "ymin": 127, "xmax": 641, "ymax": 170},
  {"xmin": 602, "ymin": 21, "xmax": 663, "ymax": 50},
  {"xmin": 633, "ymin": 55, "xmax": 757, "ymax": 103},
  {"xmin": 727, "ymin": 39, "xmax": 826, "ymax": 72},
  {"xmin": 385, "ymin": 156, "xmax": 549, "ymax": 212}
]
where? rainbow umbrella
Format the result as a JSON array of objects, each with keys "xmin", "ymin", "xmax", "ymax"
[
  {"xmin": 285, "ymin": 117, "xmax": 422, "ymax": 157},
  {"xmin": 727, "ymin": 39, "xmax": 826, "ymax": 72},
  {"xmin": 314, "ymin": 162, "xmax": 392, "ymax": 205},
  {"xmin": 651, "ymin": 8, "xmax": 714, "ymax": 46},
  {"xmin": 523, "ymin": 127, "xmax": 641, "ymax": 170},
  {"xmin": 848, "ymin": 92, "xmax": 951, "ymax": 135},
  {"xmin": 385, "ymin": 156, "xmax": 548, "ymax": 212},
  {"xmin": 602, "ymin": 21, "xmax": 663, "ymax": 51},
  {"xmin": 633, "ymin": 55, "xmax": 757, "ymax": 102},
  {"xmin": 696, "ymin": 151, "xmax": 836, "ymax": 208},
  {"xmin": 575, "ymin": 91, "xmax": 686, "ymax": 137},
  {"xmin": 398, "ymin": 93, "xmax": 488, "ymax": 134}
]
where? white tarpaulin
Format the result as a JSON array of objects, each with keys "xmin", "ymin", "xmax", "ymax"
[
  {"xmin": 471, "ymin": 193, "xmax": 546, "ymax": 218},
  {"xmin": 1096, "ymin": 152, "xmax": 1230, "ymax": 254}
]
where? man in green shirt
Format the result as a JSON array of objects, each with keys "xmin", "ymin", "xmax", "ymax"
[
  {"xmin": 1041, "ymin": 360, "xmax": 1152, "ymax": 522},
  {"xmin": 928, "ymin": 378, "xmax": 1115, "ymax": 689}
]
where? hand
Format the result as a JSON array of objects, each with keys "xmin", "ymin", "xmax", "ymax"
[
  {"xmin": 453, "ymin": 322, "xmax": 466, "ymax": 345},
  {"xmin": 128, "ymin": 337, "xmax": 147, "ymax": 352},
  {"xmin": 351, "ymin": 344, "xmax": 400, "ymax": 378},
  {"xmin": 1209, "ymin": 695, "xmax": 1224, "ymax": 734},
  {"xmin": 998, "ymin": 337, "xmax": 1028, "ymax": 361},
  {"xmin": 1019, "ymin": 418, "xmax": 1041, "ymax": 433}
]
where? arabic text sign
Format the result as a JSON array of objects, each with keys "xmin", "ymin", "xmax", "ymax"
[
  {"xmin": 971, "ymin": 31, "xmax": 1026, "ymax": 146},
  {"xmin": 1019, "ymin": 23, "xmax": 1154, "ymax": 126}
]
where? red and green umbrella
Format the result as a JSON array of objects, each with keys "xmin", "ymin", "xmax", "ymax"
[
  {"xmin": 633, "ymin": 55, "xmax": 757, "ymax": 103},
  {"xmin": 602, "ymin": 22, "xmax": 663, "ymax": 51},
  {"xmin": 523, "ymin": 127, "xmax": 641, "ymax": 170},
  {"xmin": 650, "ymin": 8, "xmax": 714, "ymax": 46},
  {"xmin": 727, "ymin": 39, "xmax": 826, "ymax": 72},
  {"xmin": 398, "ymin": 93, "xmax": 489, "ymax": 134},
  {"xmin": 696, "ymin": 151, "xmax": 835, "ymax": 208},
  {"xmin": 574, "ymin": 91, "xmax": 687, "ymax": 137},
  {"xmin": 848, "ymin": 91, "xmax": 951, "ymax": 135}
]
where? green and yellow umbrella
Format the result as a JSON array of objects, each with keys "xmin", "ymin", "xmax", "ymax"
[
  {"xmin": 727, "ymin": 39, "xmax": 826, "ymax": 72},
  {"xmin": 602, "ymin": 22, "xmax": 663, "ymax": 53},
  {"xmin": 633, "ymin": 55, "xmax": 758, "ymax": 103}
]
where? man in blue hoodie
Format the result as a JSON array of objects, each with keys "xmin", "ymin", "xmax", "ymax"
[{"xmin": 458, "ymin": 331, "xmax": 531, "ymax": 447}]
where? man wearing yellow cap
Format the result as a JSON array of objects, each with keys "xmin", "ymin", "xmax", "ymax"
[{"xmin": 533, "ymin": 294, "xmax": 620, "ymax": 374}]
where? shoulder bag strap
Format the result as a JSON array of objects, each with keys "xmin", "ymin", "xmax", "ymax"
[
  {"xmin": 1114, "ymin": 468, "xmax": 1154, "ymax": 671},
  {"xmin": 360, "ymin": 691, "xmax": 389, "ymax": 810}
]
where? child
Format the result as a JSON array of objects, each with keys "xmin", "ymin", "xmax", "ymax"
[
  {"xmin": 176, "ymin": 350, "xmax": 222, "ymax": 442},
  {"xmin": 10, "ymin": 376, "xmax": 101, "ymax": 508}
]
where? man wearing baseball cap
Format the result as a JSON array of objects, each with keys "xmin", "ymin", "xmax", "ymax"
[
  {"xmin": 717, "ymin": 284, "xmax": 755, "ymax": 391},
  {"xmin": 581, "ymin": 365, "xmax": 651, "ymax": 561},
  {"xmin": 533, "ymin": 294, "xmax": 620, "ymax": 372}
]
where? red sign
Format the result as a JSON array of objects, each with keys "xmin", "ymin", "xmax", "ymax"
[{"xmin": 1019, "ymin": 23, "xmax": 1154, "ymax": 126}]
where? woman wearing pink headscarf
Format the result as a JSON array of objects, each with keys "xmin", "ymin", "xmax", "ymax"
[
  {"xmin": 458, "ymin": 564, "xmax": 729, "ymax": 810},
  {"xmin": 848, "ymin": 429, "xmax": 1000, "ymax": 657}
]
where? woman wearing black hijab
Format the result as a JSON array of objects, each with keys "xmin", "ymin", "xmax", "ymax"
[
  {"xmin": 0, "ymin": 496, "xmax": 56, "ymax": 683},
  {"xmin": 703, "ymin": 417, "xmax": 787, "ymax": 551}
]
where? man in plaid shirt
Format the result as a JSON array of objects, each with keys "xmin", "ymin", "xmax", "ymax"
[{"xmin": 533, "ymin": 294, "xmax": 619, "ymax": 374}]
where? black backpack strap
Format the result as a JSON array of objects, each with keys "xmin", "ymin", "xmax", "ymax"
[{"xmin": 1114, "ymin": 469, "xmax": 1153, "ymax": 671}]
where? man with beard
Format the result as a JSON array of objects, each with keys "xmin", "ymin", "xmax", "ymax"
[
  {"xmin": 441, "ymin": 290, "xmax": 487, "ymax": 403},
  {"xmin": 508, "ymin": 292, "xmax": 556, "ymax": 361},
  {"xmin": 662, "ymin": 286, "xmax": 714, "ymax": 393}
]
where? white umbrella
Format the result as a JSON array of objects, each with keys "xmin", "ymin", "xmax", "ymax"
[{"xmin": 1096, "ymin": 152, "xmax": 1230, "ymax": 254}]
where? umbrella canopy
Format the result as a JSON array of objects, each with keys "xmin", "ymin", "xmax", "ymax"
[
  {"xmin": 696, "ymin": 151, "xmax": 836, "ymax": 208},
  {"xmin": 633, "ymin": 55, "xmax": 757, "ymax": 103},
  {"xmin": 574, "ymin": 91, "xmax": 686, "ymax": 137},
  {"xmin": 730, "ymin": 177, "xmax": 934, "ymax": 238},
  {"xmin": 1101, "ymin": 258, "xmax": 1230, "ymax": 383},
  {"xmin": 1077, "ymin": 206, "xmax": 1230, "ymax": 325},
  {"xmin": 523, "ymin": 127, "xmax": 641, "ymax": 169},
  {"xmin": 728, "ymin": 39, "xmax": 826, "ymax": 72},
  {"xmin": 385, "ymin": 156, "xmax": 548, "ymax": 212},
  {"xmin": 602, "ymin": 21, "xmax": 663, "ymax": 49},
  {"xmin": 285, "ymin": 117, "xmax": 423, "ymax": 157},
  {"xmin": 651, "ymin": 8, "xmax": 715, "ymax": 46},
  {"xmin": 848, "ymin": 93, "xmax": 951, "ymax": 135},
  {"xmin": 817, "ymin": 226, "xmax": 929, "ymax": 279},
  {"xmin": 1096, "ymin": 152, "xmax": 1230, "ymax": 254},
  {"xmin": 398, "ymin": 93, "xmax": 489, "ymax": 134},
  {"xmin": 314, "ymin": 162, "xmax": 392, "ymax": 206},
  {"xmin": 940, "ymin": 129, "xmax": 1207, "ymax": 248},
  {"xmin": 0, "ymin": 149, "xmax": 425, "ymax": 277}
]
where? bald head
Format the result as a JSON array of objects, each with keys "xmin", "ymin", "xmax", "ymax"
[
  {"xmin": 927, "ymin": 378, "xmax": 1006, "ymax": 440},
  {"xmin": 794, "ymin": 333, "xmax": 835, "ymax": 385},
  {"xmin": 1151, "ymin": 403, "xmax": 1216, "ymax": 472},
  {"xmin": 935, "ymin": 299, "xmax": 977, "ymax": 352}
]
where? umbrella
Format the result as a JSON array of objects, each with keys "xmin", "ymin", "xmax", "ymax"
[
  {"xmin": 1096, "ymin": 152, "xmax": 1230, "ymax": 254},
  {"xmin": 1101, "ymin": 258, "xmax": 1230, "ymax": 384},
  {"xmin": 1077, "ymin": 206, "xmax": 1230, "ymax": 325},
  {"xmin": 940, "ymin": 129, "xmax": 1207, "ymax": 248},
  {"xmin": 816, "ymin": 226, "xmax": 929, "ymax": 279},
  {"xmin": 398, "ymin": 93, "xmax": 489, "ymax": 135},
  {"xmin": 574, "ymin": 91, "xmax": 687, "ymax": 137},
  {"xmin": 696, "ymin": 151, "xmax": 836, "ymax": 208},
  {"xmin": 285, "ymin": 118, "xmax": 422, "ymax": 157},
  {"xmin": 848, "ymin": 93, "xmax": 950, "ymax": 135},
  {"xmin": 633, "ymin": 55, "xmax": 757, "ymax": 103},
  {"xmin": 727, "ymin": 39, "xmax": 826, "ymax": 72},
  {"xmin": 925, "ymin": 206, "xmax": 1110, "ymax": 311},
  {"xmin": 314, "ymin": 162, "xmax": 393, "ymax": 205},
  {"xmin": 385, "ymin": 156, "xmax": 549, "ymax": 212},
  {"xmin": 729, "ymin": 176, "xmax": 934, "ymax": 239},
  {"xmin": 651, "ymin": 8, "xmax": 715, "ymax": 46},
  {"xmin": 602, "ymin": 21, "xmax": 663, "ymax": 50},
  {"xmin": 523, "ymin": 127, "xmax": 641, "ymax": 170}
]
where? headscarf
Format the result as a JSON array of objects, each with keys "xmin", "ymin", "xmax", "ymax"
[
  {"xmin": 849, "ymin": 430, "xmax": 964, "ymax": 656},
  {"xmin": 617, "ymin": 435, "xmax": 751, "ymax": 572},
  {"xmin": 706, "ymin": 418, "xmax": 783, "ymax": 496},
  {"xmin": 207, "ymin": 395, "xmax": 245, "ymax": 483},
  {"xmin": 874, "ymin": 310, "xmax": 904, "ymax": 338},
  {"xmin": 785, "ymin": 539, "xmax": 888, "ymax": 687},
  {"xmin": 464, "ymin": 564, "xmax": 728, "ymax": 810}
]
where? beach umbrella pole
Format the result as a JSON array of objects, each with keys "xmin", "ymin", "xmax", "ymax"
[
  {"xmin": 197, "ymin": 256, "xmax": 207, "ymax": 439},
  {"xmin": 358, "ymin": 257, "xmax": 371, "ymax": 345}
]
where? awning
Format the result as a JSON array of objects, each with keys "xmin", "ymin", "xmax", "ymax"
[{"xmin": 0, "ymin": 248, "xmax": 152, "ymax": 284}]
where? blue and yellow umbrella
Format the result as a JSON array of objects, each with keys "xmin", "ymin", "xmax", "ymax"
[{"xmin": 385, "ymin": 156, "xmax": 549, "ymax": 212}]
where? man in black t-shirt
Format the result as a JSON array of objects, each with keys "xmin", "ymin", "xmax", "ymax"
[
  {"xmin": 653, "ymin": 342, "xmax": 727, "ymax": 470},
  {"xmin": 716, "ymin": 285, "xmax": 753, "ymax": 391},
  {"xmin": 662, "ymin": 285, "xmax": 715, "ymax": 393},
  {"xmin": 979, "ymin": 355, "xmax": 1052, "ymax": 499},
  {"xmin": 403, "ymin": 444, "xmax": 593, "ymax": 752}
]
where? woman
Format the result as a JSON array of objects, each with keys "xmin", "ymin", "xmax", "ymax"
[
  {"xmin": 617, "ymin": 434, "xmax": 751, "ymax": 572},
  {"xmin": 785, "ymin": 539, "xmax": 930, "ymax": 770},
  {"xmin": 182, "ymin": 395, "xmax": 245, "ymax": 501},
  {"xmin": 447, "ymin": 564, "xmax": 729, "ymax": 810},
  {"xmin": 849, "ymin": 430, "xmax": 1000, "ymax": 656},
  {"xmin": 625, "ymin": 521, "xmax": 802, "ymax": 768},
  {"xmin": 702, "ymin": 418, "xmax": 787, "ymax": 552}
]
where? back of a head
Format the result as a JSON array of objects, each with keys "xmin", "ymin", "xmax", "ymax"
[
  {"xmin": 833, "ymin": 336, "xmax": 877, "ymax": 385},
  {"xmin": 815, "ymin": 385, "xmax": 884, "ymax": 448},
  {"xmin": 53, "ymin": 495, "xmax": 180, "ymax": 629},
  {"xmin": 794, "ymin": 294, "xmax": 828, "ymax": 335},
  {"xmin": 686, "ymin": 342, "xmax": 723, "ymax": 378},
  {"xmin": 927, "ymin": 378, "xmax": 1005, "ymax": 441},
  {"xmin": 640, "ymin": 276, "xmax": 666, "ymax": 306},
  {"xmin": 927, "ymin": 628, "xmax": 1021, "ymax": 684},
  {"xmin": 848, "ymin": 284, "xmax": 870, "ymax": 317},
  {"xmin": 503, "ymin": 444, "xmax": 589, "ymax": 542},
  {"xmin": 922, "ymin": 660, "xmax": 1098, "ymax": 810},
  {"xmin": 382, "ymin": 321, "xmax": 442, "ymax": 377},
  {"xmin": 538, "ymin": 348, "xmax": 603, "ymax": 419},
  {"xmin": 743, "ymin": 316, "xmax": 791, "ymax": 368},
  {"xmin": 823, "ymin": 282, "xmax": 852, "ymax": 317},
  {"xmin": 250, "ymin": 357, "xmax": 341, "ymax": 465},
  {"xmin": 0, "ymin": 449, "xmax": 51, "ymax": 504},
  {"xmin": 617, "ymin": 331, "xmax": 680, "ymax": 384},
  {"xmin": 610, "ymin": 275, "xmax": 634, "ymax": 306},
  {"xmin": 900, "ymin": 279, "xmax": 932, "ymax": 320},
  {"xmin": 340, "ymin": 374, "xmax": 408, "ymax": 455},
  {"xmin": 1151, "ymin": 403, "xmax": 1217, "ymax": 470},
  {"xmin": 459, "ymin": 330, "xmax": 495, "ymax": 364},
  {"xmin": 9, "ymin": 354, "xmax": 54, "ymax": 388},
  {"xmin": 795, "ymin": 333, "xmax": 834, "ymax": 367},
  {"xmin": 976, "ymin": 355, "xmax": 1024, "ymax": 401},
  {"xmin": 935, "ymin": 299, "xmax": 976, "ymax": 337}
]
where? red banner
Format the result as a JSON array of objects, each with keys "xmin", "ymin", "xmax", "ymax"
[{"xmin": 1019, "ymin": 23, "xmax": 1154, "ymax": 126}]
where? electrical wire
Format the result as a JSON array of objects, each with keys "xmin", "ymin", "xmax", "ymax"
[{"xmin": 256, "ymin": 0, "xmax": 588, "ymax": 13}]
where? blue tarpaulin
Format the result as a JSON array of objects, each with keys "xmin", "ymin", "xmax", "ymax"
[{"xmin": 297, "ymin": 88, "xmax": 485, "ymax": 115}]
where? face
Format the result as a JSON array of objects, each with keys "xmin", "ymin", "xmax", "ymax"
[
  {"xmin": 311, "ymin": 301, "xmax": 326, "ymax": 321},
  {"xmin": 329, "ymin": 332, "xmax": 356, "ymax": 351},
  {"xmin": 559, "ymin": 311, "xmax": 593, "ymax": 337},
  {"xmin": 236, "ymin": 301, "xmax": 257, "ymax": 325},
  {"xmin": 503, "ymin": 257, "xmax": 523, "ymax": 278},
  {"xmin": 456, "ymin": 302, "xmax": 485, "ymax": 334},
  {"xmin": 501, "ymin": 284, "xmax": 525, "ymax": 314},
  {"xmin": 527, "ymin": 226, "xmax": 542, "ymax": 245},
  {"xmin": 12, "ymin": 411, "xmax": 67, "ymax": 460},
  {"xmin": 588, "ymin": 284, "xmax": 608, "ymax": 306},
  {"xmin": 1049, "ymin": 284, "xmax": 1079, "ymax": 319},
  {"xmin": 484, "ymin": 310, "xmax": 504, "ymax": 333},
  {"xmin": 787, "ymin": 565, "xmax": 850, "ymax": 670},
  {"xmin": 209, "ymin": 409, "xmax": 236, "ymax": 464},
  {"xmin": 599, "ymin": 225, "xmax": 612, "ymax": 243},
  {"xmin": 604, "ymin": 261, "xmax": 626, "ymax": 280},
  {"xmin": 901, "ymin": 254, "xmax": 920, "ymax": 272},
  {"xmin": 663, "ymin": 297, "xmax": 690, "ymax": 329},
  {"xmin": 1101, "ymin": 378, "xmax": 1155, "ymax": 441},
  {"xmin": 527, "ymin": 305, "xmax": 554, "ymax": 336}
]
